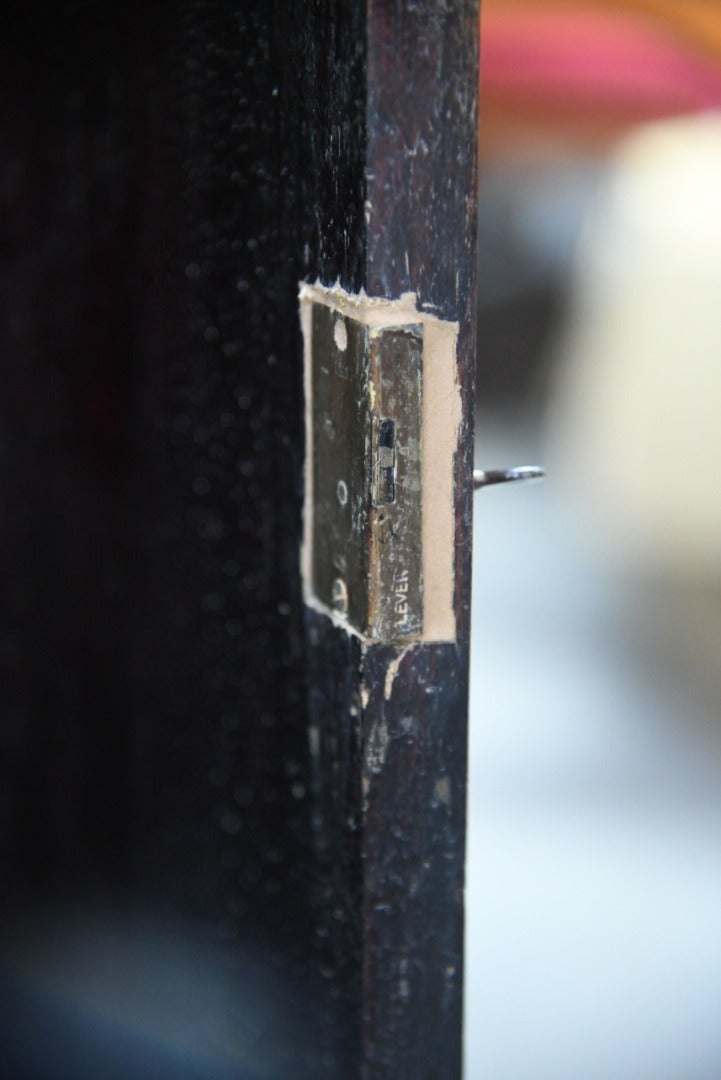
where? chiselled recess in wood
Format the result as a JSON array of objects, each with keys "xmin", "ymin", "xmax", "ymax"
[{"xmin": 301, "ymin": 284, "xmax": 460, "ymax": 645}]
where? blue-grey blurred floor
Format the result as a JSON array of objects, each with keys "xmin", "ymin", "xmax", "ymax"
[{"xmin": 465, "ymin": 411, "xmax": 721, "ymax": 1079}]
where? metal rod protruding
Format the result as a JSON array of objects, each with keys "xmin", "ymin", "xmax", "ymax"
[{"xmin": 473, "ymin": 466, "xmax": 546, "ymax": 491}]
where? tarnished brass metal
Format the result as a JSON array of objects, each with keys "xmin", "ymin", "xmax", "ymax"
[{"xmin": 310, "ymin": 302, "xmax": 423, "ymax": 643}]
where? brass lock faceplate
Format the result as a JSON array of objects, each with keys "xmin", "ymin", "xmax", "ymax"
[
  {"xmin": 301, "ymin": 284, "xmax": 460, "ymax": 646},
  {"xmin": 310, "ymin": 302, "xmax": 423, "ymax": 642}
]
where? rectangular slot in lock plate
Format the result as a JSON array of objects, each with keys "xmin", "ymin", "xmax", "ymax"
[{"xmin": 309, "ymin": 301, "xmax": 423, "ymax": 643}]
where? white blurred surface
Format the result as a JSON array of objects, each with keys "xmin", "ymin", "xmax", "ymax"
[
  {"xmin": 465, "ymin": 413, "xmax": 721, "ymax": 1080},
  {"xmin": 549, "ymin": 113, "xmax": 721, "ymax": 579}
]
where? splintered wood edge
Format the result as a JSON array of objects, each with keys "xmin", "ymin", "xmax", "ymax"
[{"xmin": 299, "ymin": 281, "xmax": 460, "ymax": 644}]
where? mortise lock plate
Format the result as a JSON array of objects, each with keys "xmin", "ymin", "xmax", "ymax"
[
  {"xmin": 301, "ymin": 284, "xmax": 460, "ymax": 646},
  {"xmin": 300, "ymin": 285, "xmax": 543, "ymax": 645},
  {"xmin": 309, "ymin": 301, "xmax": 423, "ymax": 643}
]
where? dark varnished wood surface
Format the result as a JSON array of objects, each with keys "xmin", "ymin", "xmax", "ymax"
[
  {"xmin": 0, "ymin": 2, "xmax": 477, "ymax": 1076},
  {"xmin": 304, "ymin": 3, "xmax": 479, "ymax": 1077}
]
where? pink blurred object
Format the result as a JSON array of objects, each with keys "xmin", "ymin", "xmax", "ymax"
[{"xmin": 481, "ymin": 9, "xmax": 721, "ymax": 114}]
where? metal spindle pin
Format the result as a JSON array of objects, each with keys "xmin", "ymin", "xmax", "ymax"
[{"xmin": 473, "ymin": 465, "xmax": 545, "ymax": 490}]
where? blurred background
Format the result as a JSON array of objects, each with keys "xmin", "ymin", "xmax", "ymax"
[{"xmin": 466, "ymin": 2, "xmax": 721, "ymax": 1077}]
